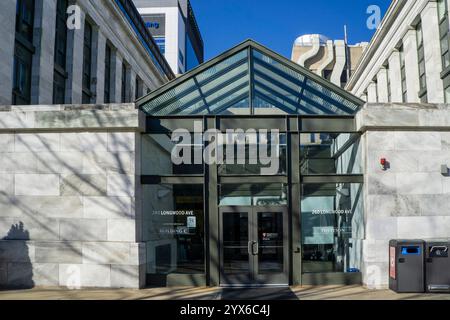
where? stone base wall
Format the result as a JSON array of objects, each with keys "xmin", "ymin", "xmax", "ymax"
[
  {"xmin": 0, "ymin": 104, "xmax": 145, "ymax": 289},
  {"xmin": 359, "ymin": 104, "xmax": 450, "ymax": 289},
  {"xmin": 0, "ymin": 241, "xmax": 145, "ymax": 288}
]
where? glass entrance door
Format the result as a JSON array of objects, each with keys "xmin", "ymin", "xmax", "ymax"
[{"xmin": 219, "ymin": 206, "xmax": 288, "ymax": 286}]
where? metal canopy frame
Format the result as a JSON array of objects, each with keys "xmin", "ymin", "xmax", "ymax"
[{"xmin": 136, "ymin": 40, "xmax": 364, "ymax": 116}]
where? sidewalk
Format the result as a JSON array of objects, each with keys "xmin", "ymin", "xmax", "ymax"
[{"xmin": 1, "ymin": 286, "xmax": 450, "ymax": 300}]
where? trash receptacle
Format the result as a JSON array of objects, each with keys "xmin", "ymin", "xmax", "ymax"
[
  {"xmin": 389, "ymin": 239, "xmax": 425, "ymax": 293},
  {"xmin": 425, "ymin": 241, "xmax": 450, "ymax": 293}
]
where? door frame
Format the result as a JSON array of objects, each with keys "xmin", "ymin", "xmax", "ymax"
[{"xmin": 218, "ymin": 205, "xmax": 289, "ymax": 287}]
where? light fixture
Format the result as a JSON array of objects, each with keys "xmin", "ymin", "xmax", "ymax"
[{"xmin": 380, "ymin": 158, "xmax": 388, "ymax": 171}]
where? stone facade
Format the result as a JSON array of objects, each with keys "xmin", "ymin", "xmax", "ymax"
[
  {"xmin": 0, "ymin": 0, "xmax": 171, "ymax": 106},
  {"xmin": 0, "ymin": 104, "xmax": 145, "ymax": 289},
  {"xmin": 347, "ymin": 0, "xmax": 449, "ymax": 104},
  {"xmin": 358, "ymin": 103, "xmax": 450, "ymax": 289}
]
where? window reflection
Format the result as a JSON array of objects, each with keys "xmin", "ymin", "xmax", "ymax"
[
  {"xmin": 144, "ymin": 184, "xmax": 204, "ymax": 274},
  {"xmin": 142, "ymin": 134, "xmax": 204, "ymax": 175},
  {"xmin": 300, "ymin": 133, "xmax": 361, "ymax": 175},
  {"xmin": 301, "ymin": 183, "xmax": 363, "ymax": 273},
  {"xmin": 219, "ymin": 133, "xmax": 287, "ymax": 175}
]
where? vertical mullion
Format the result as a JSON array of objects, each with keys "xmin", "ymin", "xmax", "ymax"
[
  {"xmin": 206, "ymin": 116, "xmax": 219, "ymax": 286},
  {"xmin": 289, "ymin": 117, "xmax": 302, "ymax": 285},
  {"xmin": 248, "ymin": 47, "xmax": 254, "ymax": 115}
]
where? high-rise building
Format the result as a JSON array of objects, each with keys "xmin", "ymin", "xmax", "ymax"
[
  {"xmin": 292, "ymin": 34, "xmax": 368, "ymax": 88},
  {"xmin": 134, "ymin": 0, "xmax": 204, "ymax": 75}
]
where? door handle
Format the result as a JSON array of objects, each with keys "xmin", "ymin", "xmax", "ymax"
[{"xmin": 252, "ymin": 241, "xmax": 259, "ymax": 255}]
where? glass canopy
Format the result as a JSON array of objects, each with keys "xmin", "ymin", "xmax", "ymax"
[{"xmin": 137, "ymin": 40, "xmax": 363, "ymax": 116}]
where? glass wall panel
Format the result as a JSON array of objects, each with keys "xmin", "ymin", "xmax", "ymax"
[
  {"xmin": 258, "ymin": 211, "xmax": 284, "ymax": 273},
  {"xmin": 252, "ymin": 49, "xmax": 360, "ymax": 115},
  {"xmin": 301, "ymin": 183, "xmax": 364, "ymax": 273},
  {"xmin": 143, "ymin": 184, "xmax": 204, "ymax": 274},
  {"xmin": 219, "ymin": 183, "xmax": 287, "ymax": 206},
  {"xmin": 142, "ymin": 134, "xmax": 203, "ymax": 175},
  {"xmin": 219, "ymin": 133, "xmax": 286, "ymax": 175},
  {"xmin": 222, "ymin": 212, "xmax": 249, "ymax": 274},
  {"xmin": 141, "ymin": 49, "xmax": 249, "ymax": 116},
  {"xmin": 300, "ymin": 133, "xmax": 362, "ymax": 175}
]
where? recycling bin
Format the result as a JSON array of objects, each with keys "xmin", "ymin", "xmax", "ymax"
[
  {"xmin": 389, "ymin": 240, "xmax": 425, "ymax": 293},
  {"xmin": 425, "ymin": 241, "xmax": 450, "ymax": 293}
]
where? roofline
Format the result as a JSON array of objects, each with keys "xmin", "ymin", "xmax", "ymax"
[
  {"xmin": 114, "ymin": 0, "xmax": 175, "ymax": 80},
  {"xmin": 135, "ymin": 40, "xmax": 253, "ymax": 107},
  {"xmin": 136, "ymin": 39, "xmax": 364, "ymax": 109},
  {"xmin": 346, "ymin": 0, "xmax": 407, "ymax": 91},
  {"xmin": 248, "ymin": 41, "xmax": 365, "ymax": 107}
]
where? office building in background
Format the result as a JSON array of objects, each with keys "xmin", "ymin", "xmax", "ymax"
[
  {"xmin": 292, "ymin": 34, "xmax": 368, "ymax": 88},
  {"xmin": 134, "ymin": 0, "xmax": 204, "ymax": 75}
]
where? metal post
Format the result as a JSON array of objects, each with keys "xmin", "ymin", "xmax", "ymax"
[
  {"xmin": 248, "ymin": 47, "xmax": 255, "ymax": 115},
  {"xmin": 289, "ymin": 117, "xmax": 302, "ymax": 285},
  {"xmin": 205, "ymin": 116, "xmax": 220, "ymax": 286}
]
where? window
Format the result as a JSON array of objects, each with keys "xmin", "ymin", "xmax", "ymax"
[
  {"xmin": 121, "ymin": 62, "xmax": 129, "ymax": 103},
  {"xmin": 15, "ymin": 0, "xmax": 34, "ymax": 42},
  {"xmin": 218, "ymin": 132, "xmax": 287, "ymax": 176},
  {"xmin": 417, "ymin": 22, "xmax": 428, "ymax": 103},
  {"xmin": 13, "ymin": 0, "xmax": 35, "ymax": 105},
  {"xmin": 400, "ymin": 45, "xmax": 407, "ymax": 102},
  {"xmin": 301, "ymin": 183, "xmax": 363, "ymax": 273},
  {"xmin": 439, "ymin": 0, "xmax": 450, "ymax": 70},
  {"xmin": 445, "ymin": 85, "xmax": 450, "ymax": 103},
  {"xmin": 142, "ymin": 133, "xmax": 204, "ymax": 175},
  {"xmin": 143, "ymin": 184, "xmax": 205, "ymax": 274},
  {"xmin": 53, "ymin": 0, "xmax": 68, "ymax": 104},
  {"xmin": 438, "ymin": 0, "xmax": 450, "ymax": 102},
  {"xmin": 135, "ymin": 76, "xmax": 143, "ymax": 100},
  {"xmin": 340, "ymin": 68, "xmax": 348, "ymax": 88},
  {"xmin": 300, "ymin": 133, "xmax": 362, "ymax": 175},
  {"xmin": 82, "ymin": 21, "xmax": 93, "ymax": 104},
  {"xmin": 323, "ymin": 70, "xmax": 332, "ymax": 81},
  {"xmin": 178, "ymin": 48, "xmax": 185, "ymax": 67},
  {"xmin": 219, "ymin": 183, "xmax": 288, "ymax": 206},
  {"xmin": 386, "ymin": 65, "xmax": 391, "ymax": 102},
  {"xmin": 104, "ymin": 44, "xmax": 112, "ymax": 103},
  {"xmin": 154, "ymin": 37, "xmax": 166, "ymax": 55}
]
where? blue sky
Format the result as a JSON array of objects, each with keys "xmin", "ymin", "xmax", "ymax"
[{"xmin": 190, "ymin": 0, "xmax": 391, "ymax": 60}]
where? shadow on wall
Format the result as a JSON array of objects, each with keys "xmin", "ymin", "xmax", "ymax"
[{"xmin": 0, "ymin": 222, "xmax": 34, "ymax": 290}]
